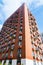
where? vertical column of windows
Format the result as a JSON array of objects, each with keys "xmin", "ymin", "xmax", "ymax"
[
  {"xmin": 29, "ymin": 13, "xmax": 42, "ymax": 64},
  {"xmin": 17, "ymin": 9, "xmax": 23, "ymax": 65}
]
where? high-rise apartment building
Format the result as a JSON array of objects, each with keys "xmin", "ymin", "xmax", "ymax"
[{"xmin": 0, "ymin": 3, "xmax": 43, "ymax": 65}]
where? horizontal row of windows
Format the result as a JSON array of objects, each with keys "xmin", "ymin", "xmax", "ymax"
[
  {"xmin": 4, "ymin": 15, "xmax": 23, "ymax": 26},
  {"xmin": 0, "ymin": 34, "xmax": 23, "ymax": 46},
  {"xmin": 0, "ymin": 44, "xmax": 15, "ymax": 53},
  {"xmin": 32, "ymin": 52, "xmax": 42, "ymax": 58},
  {"xmin": 1, "ymin": 48, "xmax": 22, "ymax": 59},
  {"xmin": 0, "ymin": 26, "xmax": 23, "ymax": 45}
]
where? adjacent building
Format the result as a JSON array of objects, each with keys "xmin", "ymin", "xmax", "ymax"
[{"xmin": 0, "ymin": 3, "xmax": 43, "ymax": 65}]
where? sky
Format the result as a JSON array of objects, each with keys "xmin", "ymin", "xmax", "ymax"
[{"xmin": 0, "ymin": 0, "xmax": 43, "ymax": 33}]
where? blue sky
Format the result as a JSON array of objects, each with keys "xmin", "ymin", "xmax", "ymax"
[{"xmin": 0, "ymin": 0, "xmax": 43, "ymax": 33}]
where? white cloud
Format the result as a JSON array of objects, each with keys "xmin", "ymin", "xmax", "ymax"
[
  {"xmin": 30, "ymin": 0, "xmax": 43, "ymax": 8},
  {"xmin": 0, "ymin": 13, "xmax": 3, "ymax": 20},
  {"xmin": 0, "ymin": 24, "xmax": 2, "ymax": 30},
  {"xmin": 2, "ymin": 0, "xmax": 22, "ymax": 20},
  {"xmin": 36, "ymin": 0, "xmax": 43, "ymax": 7},
  {"xmin": 0, "ymin": 0, "xmax": 43, "ymax": 23},
  {"xmin": 1, "ymin": 0, "xmax": 34, "ymax": 20}
]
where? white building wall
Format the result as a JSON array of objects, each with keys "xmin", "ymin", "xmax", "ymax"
[
  {"xmin": 6, "ymin": 60, "xmax": 9, "ymax": 65},
  {"xmin": 1, "ymin": 59, "xmax": 43, "ymax": 65},
  {"xmin": 21, "ymin": 59, "xmax": 26, "ymax": 65},
  {"xmin": 21, "ymin": 59, "xmax": 43, "ymax": 65},
  {"xmin": 39, "ymin": 61, "xmax": 41, "ymax": 65},
  {"xmin": 12, "ymin": 59, "xmax": 17, "ymax": 65},
  {"xmin": 21, "ymin": 59, "xmax": 33, "ymax": 65},
  {"xmin": 2, "ymin": 60, "xmax": 4, "ymax": 65}
]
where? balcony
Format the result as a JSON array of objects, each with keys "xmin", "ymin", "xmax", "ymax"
[
  {"xmin": 2, "ymin": 54, "xmax": 5, "ymax": 58},
  {"xmin": 19, "ymin": 31, "xmax": 22, "ymax": 34},
  {"xmin": 18, "ymin": 41, "xmax": 22, "ymax": 46},
  {"xmin": 5, "ymin": 53, "xmax": 8, "ymax": 59},
  {"xmin": 13, "ymin": 39, "xmax": 15, "ymax": 43},
  {"xmin": 32, "ymin": 51, "xmax": 35, "ymax": 57},
  {"xmin": 11, "ymin": 44, "xmax": 15, "ymax": 50},
  {"xmin": 13, "ymin": 34, "xmax": 16, "ymax": 38},
  {"xmin": 35, "ymin": 54, "xmax": 38, "ymax": 58},
  {"xmin": 18, "ymin": 53, "xmax": 22, "ymax": 58},
  {"xmin": 10, "ymin": 51, "xmax": 13, "ymax": 57},
  {"xmin": 35, "ymin": 47, "xmax": 39, "ymax": 52},
  {"xmin": 17, "ymin": 48, "xmax": 22, "ymax": 58},
  {"xmin": 2, "ymin": 47, "xmax": 6, "ymax": 53},
  {"xmin": 20, "ymin": 20, "xmax": 23, "ymax": 23},
  {"xmin": 13, "ymin": 19, "xmax": 18, "ymax": 23},
  {"xmin": 19, "ymin": 36, "xmax": 22, "ymax": 41}
]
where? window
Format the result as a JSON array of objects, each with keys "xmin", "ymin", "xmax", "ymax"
[
  {"xmin": 35, "ymin": 27, "xmax": 38, "ymax": 31},
  {"xmin": 32, "ymin": 51, "xmax": 35, "ymax": 56},
  {"xmin": 31, "ymin": 22, "xmax": 33, "ymax": 25},
  {"xmin": 31, "ymin": 18, "xmax": 33, "ymax": 20},
  {"xmin": 11, "ymin": 44, "xmax": 15, "ymax": 50},
  {"xmin": 20, "ymin": 26, "xmax": 22, "ymax": 30},
  {"xmin": 8, "ymin": 41, "xmax": 11, "ymax": 45},
  {"xmin": 5, "ymin": 53, "xmax": 8, "ymax": 58},
  {"xmin": 14, "ymin": 25, "xmax": 17, "ymax": 30},
  {"xmin": 33, "ymin": 60, "xmax": 36, "ymax": 65},
  {"xmin": 15, "ymin": 15, "xmax": 18, "ymax": 18},
  {"xmin": 10, "ymin": 51, "xmax": 13, "ymax": 57},
  {"xmin": 32, "ymin": 44, "xmax": 34, "ymax": 49},
  {"xmin": 34, "ymin": 37, "xmax": 37, "ymax": 41},
  {"xmin": 14, "ymin": 30, "xmax": 17, "ymax": 33},
  {"xmin": 29, "ymin": 22, "xmax": 31, "ymax": 26},
  {"xmin": 40, "ymin": 55, "xmax": 42, "ymax": 60},
  {"xmin": 20, "ymin": 26, "xmax": 22, "ymax": 32},
  {"xmin": 18, "ymin": 54, "xmax": 22, "ymax": 58},
  {"xmin": 18, "ymin": 48, "xmax": 21, "ymax": 54},
  {"xmin": 8, "ymin": 45, "xmax": 11, "ymax": 49},
  {"xmin": 18, "ymin": 41, "xmax": 22, "ymax": 46},
  {"xmin": 13, "ymin": 34, "xmax": 16, "ymax": 38},
  {"xmin": 34, "ymin": 22, "xmax": 36, "ymax": 25},
  {"xmin": 2, "ymin": 53, "xmax": 5, "ymax": 58},
  {"xmin": 20, "ymin": 20, "xmax": 23, "ymax": 23},
  {"xmin": 31, "ymin": 41, "xmax": 34, "ymax": 44},
  {"xmin": 18, "ymin": 48, "xmax": 22, "ymax": 58},
  {"xmin": 13, "ymin": 19, "xmax": 18, "ymax": 23},
  {"xmin": 6, "ymin": 46, "xmax": 9, "ymax": 51},
  {"xmin": 19, "ymin": 30, "xmax": 22, "ymax": 34},
  {"xmin": 19, "ymin": 35, "xmax": 22, "ymax": 41},
  {"xmin": 35, "ymin": 54, "xmax": 38, "ymax": 58},
  {"xmin": 13, "ymin": 39, "xmax": 15, "ymax": 43},
  {"xmin": 35, "ymin": 47, "xmax": 39, "ymax": 51},
  {"xmin": 10, "ymin": 33, "xmax": 13, "ymax": 36},
  {"xmin": 20, "ymin": 11, "xmax": 23, "ymax": 17},
  {"xmin": 2, "ymin": 47, "xmax": 6, "ymax": 53},
  {"xmin": 5, "ymin": 38, "xmax": 9, "ymax": 42},
  {"xmin": 0, "ymin": 41, "xmax": 3, "ymax": 45},
  {"xmin": 12, "ymin": 34, "xmax": 16, "ymax": 39}
]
